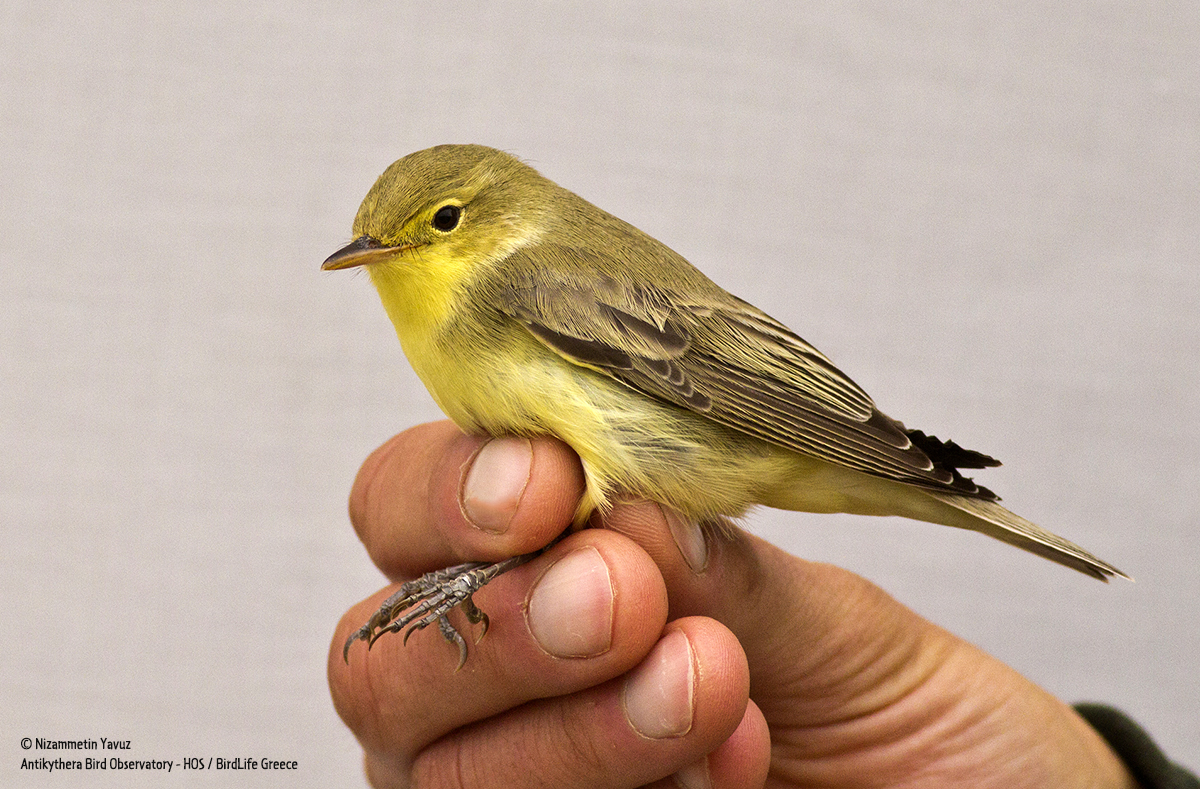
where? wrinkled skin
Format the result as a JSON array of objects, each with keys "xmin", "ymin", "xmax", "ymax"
[{"xmin": 329, "ymin": 421, "xmax": 1135, "ymax": 789}]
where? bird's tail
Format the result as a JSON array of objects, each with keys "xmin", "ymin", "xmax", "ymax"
[{"xmin": 922, "ymin": 491, "xmax": 1129, "ymax": 581}]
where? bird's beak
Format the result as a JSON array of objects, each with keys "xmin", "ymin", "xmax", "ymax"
[{"xmin": 322, "ymin": 236, "xmax": 405, "ymax": 270}]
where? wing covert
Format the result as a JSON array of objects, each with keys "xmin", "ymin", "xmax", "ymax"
[{"xmin": 495, "ymin": 248, "xmax": 994, "ymax": 497}]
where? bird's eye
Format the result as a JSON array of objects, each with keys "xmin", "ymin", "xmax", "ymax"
[{"xmin": 432, "ymin": 205, "xmax": 461, "ymax": 232}]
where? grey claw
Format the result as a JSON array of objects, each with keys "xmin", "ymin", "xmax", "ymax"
[
  {"xmin": 438, "ymin": 616, "xmax": 469, "ymax": 671},
  {"xmin": 342, "ymin": 627, "xmax": 368, "ymax": 662}
]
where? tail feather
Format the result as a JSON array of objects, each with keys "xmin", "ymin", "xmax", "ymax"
[{"xmin": 926, "ymin": 492, "xmax": 1129, "ymax": 582}]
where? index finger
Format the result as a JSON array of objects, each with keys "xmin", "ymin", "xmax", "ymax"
[{"xmin": 347, "ymin": 421, "xmax": 586, "ymax": 581}]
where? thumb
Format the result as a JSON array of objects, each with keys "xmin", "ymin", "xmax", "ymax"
[{"xmin": 598, "ymin": 501, "xmax": 946, "ymax": 718}]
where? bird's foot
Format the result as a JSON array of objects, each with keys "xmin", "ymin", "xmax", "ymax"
[{"xmin": 343, "ymin": 553, "xmax": 538, "ymax": 670}]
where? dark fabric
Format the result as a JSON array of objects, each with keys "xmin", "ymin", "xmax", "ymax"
[{"xmin": 1075, "ymin": 703, "xmax": 1199, "ymax": 789}]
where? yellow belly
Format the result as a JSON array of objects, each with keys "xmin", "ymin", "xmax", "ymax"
[{"xmin": 405, "ymin": 327, "xmax": 873, "ymax": 525}]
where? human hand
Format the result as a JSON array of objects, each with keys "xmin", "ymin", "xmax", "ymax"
[{"xmin": 329, "ymin": 421, "xmax": 1135, "ymax": 788}]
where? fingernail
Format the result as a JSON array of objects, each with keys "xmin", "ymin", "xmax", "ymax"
[
  {"xmin": 526, "ymin": 547, "xmax": 614, "ymax": 658},
  {"xmin": 623, "ymin": 630, "xmax": 695, "ymax": 739},
  {"xmin": 664, "ymin": 506, "xmax": 708, "ymax": 573},
  {"xmin": 673, "ymin": 757, "xmax": 713, "ymax": 789},
  {"xmin": 461, "ymin": 437, "xmax": 532, "ymax": 533}
]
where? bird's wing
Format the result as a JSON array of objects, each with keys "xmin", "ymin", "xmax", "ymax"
[{"xmin": 496, "ymin": 248, "xmax": 998, "ymax": 496}]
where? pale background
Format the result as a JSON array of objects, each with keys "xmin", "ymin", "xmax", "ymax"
[{"xmin": 2, "ymin": 2, "xmax": 1196, "ymax": 786}]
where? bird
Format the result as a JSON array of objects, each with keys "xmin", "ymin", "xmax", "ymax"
[{"xmin": 324, "ymin": 144, "xmax": 1126, "ymax": 667}]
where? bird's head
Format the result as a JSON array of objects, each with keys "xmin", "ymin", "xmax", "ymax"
[{"xmin": 322, "ymin": 144, "xmax": 550, "ymax": 282}]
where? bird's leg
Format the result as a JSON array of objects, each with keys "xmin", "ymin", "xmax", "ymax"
[{"xmin": 343, "ymin": 551, "xmax": 540, "ymax": 670}]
